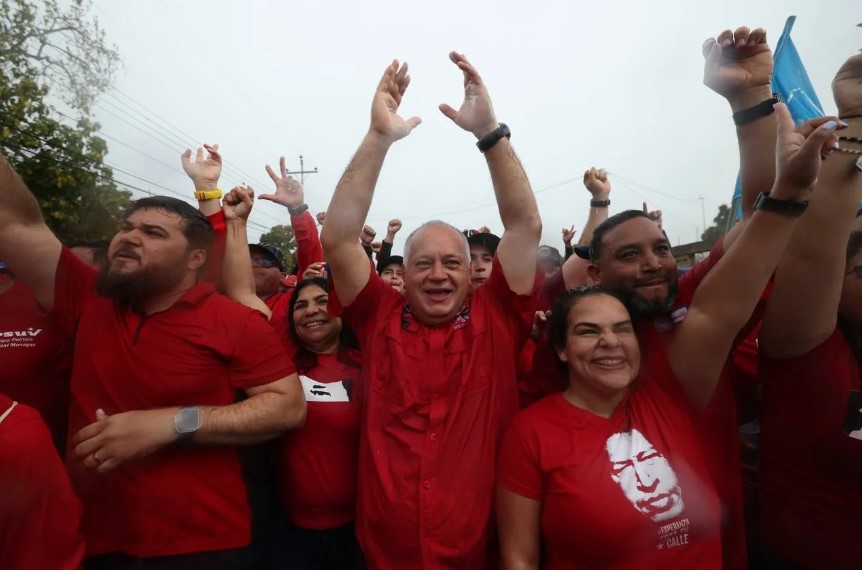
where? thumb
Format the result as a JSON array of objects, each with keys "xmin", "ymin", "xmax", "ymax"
[
  {"xmin": 774, "ymin": 102, "xmax": 796, "ymax": 141},
  {"xmin": 797, "ymin": 119, "xmax": 839, "ymax": 161},
  {"xmin": 438, "ymin": 103, "xmax": 458, "ymax": 122},
  {"xmin": 96, "ymin": 409, "xmax": 108, "ymax": 420},
  {"xmin": 642, "ymin": 201, "xmax": 648, "ymax": 213},
  {"xmin": 406, "ymin": 116, "xmax": 422, "ymax": 130},
  {"xmin": 258, "ymin": 193, "xmax": 277, "ymax": 203}
]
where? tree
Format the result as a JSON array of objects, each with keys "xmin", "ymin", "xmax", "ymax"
[
  {"xmin": 701, "ymin": 204, "xmax": 731, "ymax": 244},
  {"xmin": 0, "ymin": 0, "xmax": 129, "ymax": 242},
  {"xmin": 259, "ymin": 224, "xmax": 297, "ymax": 272}
]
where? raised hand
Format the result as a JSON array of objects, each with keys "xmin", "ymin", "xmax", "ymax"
[
  {"xmin": 371, "ymin": 241, "xmax": 382, "ymax": 254},
  {"xmin": 478, "ymin": 225, "xmax": 492, "ymax": 234},
  {"xmin": 222, "ymin": 186, "xmax": 255, "ymax": 222},
  {"xmin": 370, "ymin": 60, "xmax": 422, "ymax": 144},
  {"xmin": 260, "ymin": 156, "xmax": 304, "ymax": 209},
  {"xmin": 702, "ymin": 27, "xmax": 773, "ymax": 105},
  {"xmin": 771, "ymin": 103, "xmax": 841, "ymax": 200},
  {"xmin": 642, "ymin": 202, "xmax": 663, "ymax": 228},
  {"xmin": 302, "ymin": 262, "xmax": 327, "ymax": 280},
  {"xmin": 387, "ymin": 218, "xmax": 403, "ymax": 237},
  {"xmin": 316, "ymin": 211, "xmax": 326, "ymax": 225},
  {"xmin": 562, "ymin": 225, "xmax": 576, "ymax": 245},
  {"xmin": 360, "ymin": 225, "xmax": 377, "ymax": 246},
  {"xmin": 832, "ymin": 53, "xmax": 862, "ymax": 118},
  {"xmin": 530, "ymin": 310, "xmax": 550, "ymax": 342},
  {"xmin": 583, "ymin": 167, "xmax": 610, "ymax": 199},
  {"xmin": 439, "ymin": 52, "xmax": 499, "ymax": 139},
  {"xmin": 181, "ymin": 143, "xmax": 222, "ymax": 190}
]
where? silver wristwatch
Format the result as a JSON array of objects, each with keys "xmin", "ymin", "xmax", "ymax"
[{"xmin": 173, "ymin": 407, "xmax": 202, "ymax": 441}]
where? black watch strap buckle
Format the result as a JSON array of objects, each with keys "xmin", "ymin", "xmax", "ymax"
[
  {"xmin": 476, "ymin": 123, "xmax": 511, "ymax": 153},
  {"xmin": 753, "ymin": 191, "xmax": 808, "ymax": 217}
]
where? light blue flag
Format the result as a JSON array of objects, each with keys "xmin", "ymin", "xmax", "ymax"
[{"xmin": 731, "ymin": 15, "xmax": 824, "ymax": 220}]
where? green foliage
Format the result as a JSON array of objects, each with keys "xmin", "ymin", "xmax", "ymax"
[
  {"xmin": 258, "ymin": 224, "xmax": 297, "ymax": 272},
  {"xmin": 701, "ymin": 204, "xmax": 731, "ymax": 244},
  {"xmin": 0, "ymin": 0, "xmax": 129, "ymax": 242}
]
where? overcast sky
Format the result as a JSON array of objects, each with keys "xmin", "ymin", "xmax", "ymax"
[{"xmin": 87, "ymin": 0, "xmax": 860, "ymax": 252}]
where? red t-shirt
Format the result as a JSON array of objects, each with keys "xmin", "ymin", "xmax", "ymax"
[
  {"xmin": 758, "ymin": 328, "xmax": 862, "ymax": 569},
  {"xmin": 636, "ymin": 240, "xmax": 752, "ymax": 570},
  {"xmin": 0, "ymin": 282, "xmax": 73, "ymax": 449},
  {"xmin": 0, "ymin": 394, "xmax": 84, "ymax": 570},
  {"xmin": 278, "ymin": 352, "xmax": 362, "ymax": 529},
  {"xmin": 341, "ymin": 257, "xmax": 536, "ymax": 569},
  {"xmin": 498, "ymin": 380, "xmax": 723, "ymax": 569},
  {"xmin": 51, "ymin": 248, "xmax": 296, "ymax": 558}
]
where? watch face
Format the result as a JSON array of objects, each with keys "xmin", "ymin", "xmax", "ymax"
[{"xmin": 176, "ymin": 408, "xmax": 201, "ymax": 433}]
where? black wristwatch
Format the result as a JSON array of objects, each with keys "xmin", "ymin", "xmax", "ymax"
[
  {"xmin": 173, "ymin": 407, "xmax": 202, "ymax": 442},
  {"xmin": 590, "ymin": 199, "xmax": 611, "ymax": 208},
  {"xmin": 476, "ymin": 123, "xmax": 511, "ymax": 153},
  {"xmin": 732, "ymin": 95, "xmax": 780, "ymax": 127},
  {"xmin": 753, "ymin": 191, "xmax": 808, "ymax": 217},
  {"xmin": 288, "ymin": 203, "xmax": 309, "ymax": 216}
]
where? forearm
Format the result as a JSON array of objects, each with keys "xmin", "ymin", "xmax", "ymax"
[
  {"xmin": 321, "ymin": 132, "xmax": 390, "ymax": 252},
  {"xmin": 485, "ymin": 138, "xmax": 541, "ymax": 236},
  {"xmin": 0, "ymin": 151, "xmax": 45, "ymax": 228},
  {"xmin": 194, "ymin": 390, "xmax": 305, "ymax": 446},
  {"xmin": 292, "ymin": 210, "xmax": 324, "ymax": 275},
  {"xmin": 197, "ymin": 196, "xmax": 221, "ymax": 217},
  {"xmin": 731, "ymin": 86, "xmax": 778, "ymax": 219},
  {"xmin": 223, "ymin": 220, "xmax": 267, "ymax": 314},
  {"xmin": 577, "ymin": 204, "xmax": 608, "ymax": 247}
]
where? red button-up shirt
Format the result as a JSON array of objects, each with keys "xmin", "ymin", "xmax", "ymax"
[{"xmin": 341, "ymin": 257, "xmax": 536, "ymax": 569}]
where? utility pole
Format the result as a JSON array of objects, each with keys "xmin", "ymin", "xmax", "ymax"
[
  {"xmin": 286, "ymin": 155, "xmax": 319, "ymax": 186},
  {"xmin": 698, "ymin": 196, "xmax": 707, "ymax": 240}
]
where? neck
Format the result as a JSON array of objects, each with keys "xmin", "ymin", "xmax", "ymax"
[
  {"xmin": 306, "ymin": 336, "xmax": 340, "ymax": 355},
  {"xmin": 563, "ymin": 379, "xmax": 627, "ymax": 419}
]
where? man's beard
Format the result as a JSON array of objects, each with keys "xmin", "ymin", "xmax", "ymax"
[
  {"xmin": 96, "ymin": 259, "xmax": 188, "ymax": 310},
  {"xmin": 609, "ymin": 276, "xmax": 679, "ymax": 318}
]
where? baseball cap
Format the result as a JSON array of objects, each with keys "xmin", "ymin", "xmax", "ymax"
[
  {"xmin": 573, "ymin": 245, "xmax": 591, "ymax": 260},
  {"xmin": 538, "ymin": 245, "xmax": 563, "ymax": 267},
  {"xmin": 464, "ymin": 230, "xmax": 501, "ymax": 257},
  {"xmin": 378, "ymin": 255, "xmax": 404, "ymax": 275},
  {"xmin": 249, "ymin": 243, "xmax": 286, "ymax": 272}
]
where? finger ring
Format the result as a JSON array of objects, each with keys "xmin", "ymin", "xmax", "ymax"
[{"xmin": 92, "ymin": 452, "xmax": 102, "ymax": 464}]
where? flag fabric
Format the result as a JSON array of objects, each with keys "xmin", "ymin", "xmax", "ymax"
[{"xmin": 731, "ymin": 15, "xmax": 824, "ymax": 219}]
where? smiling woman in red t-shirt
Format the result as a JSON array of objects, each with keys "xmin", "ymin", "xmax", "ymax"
[{"xmin": 496, "ymin": 102, "xmax": 840, "ymax": 570}]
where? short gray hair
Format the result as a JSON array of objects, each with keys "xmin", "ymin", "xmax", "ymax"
[{"xmin": 403, "ymin": 220, "xmax": 470, "ymax": 265}]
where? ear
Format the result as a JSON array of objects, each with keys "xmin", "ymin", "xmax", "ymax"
[
  {"xmin": 586, "ymin": 263, "xmax": 601, "ymax": 285},
  {"xmin": 187, "ymin": 249, "xmax": 207, "ymax": 272}
]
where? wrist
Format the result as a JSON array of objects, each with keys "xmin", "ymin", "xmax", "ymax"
[
  {"xmin": 765, "ymin": 184, "xmax": 810, "ymax": 203},
  {"xmin": 365, "ymin": 129, "xmax": 395, "ymax": 150},
  {"xmin": 288, "ymin": 203, "xmax": 309, "ymax": 216},
  {"xmin": 727, "ymin": 86, "xmax": 774, "ymax": 114},
  {"xmin": 474, "ymin": 122, "xmax": 501, "ymax": 140},
  {"xmin": 385, "ymin": 233, "xmax": 396, "ymax": 242}
]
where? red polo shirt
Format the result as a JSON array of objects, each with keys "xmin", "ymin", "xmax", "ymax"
[
  {"xmin": 51, "ymin": 247, "xmax": 295, "ymax": 558},
  {"xmin": 758, "ymin": 328, "xmax": 862, "ymax": 569},
  {"xmin": 278, "ymin": 352, "xmax": 362, "ymax": 529},
  {"xmin": 341, "ymin": 257, "xmax": 536, "ymax": 569},
  {"xmin": 0, "ymin": 282, "xmax": 73, "ymax": 450},
  {"xmin": 0, "ymin": 394, "xmax": 84, "ymax": 570}
]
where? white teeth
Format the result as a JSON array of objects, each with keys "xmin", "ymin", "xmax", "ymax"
[
  {"xmin": 304, "ymin": 321, "xmax": 326, "ymax": 328},
  {"xmin": 595, "ymin": 359, "xmax": 624, "ymax": 366}
]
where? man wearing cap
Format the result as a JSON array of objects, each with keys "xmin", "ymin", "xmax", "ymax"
[
  {"xmin": 465, "ymin": 229, "xmax": 501, "ymax": 290},
  {"xmin": 250, "ymin": 242, "xmax": 287, "ymax": 303},
  {"xmin": 377, "ymin": 254, "xmax": 405, "ymax": 293},
  {"xmin": 536, "ymin": 245, "xmax": 563, "ymax": 278}
]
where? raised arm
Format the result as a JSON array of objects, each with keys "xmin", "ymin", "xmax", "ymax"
[
  {"xmin": 559, "ymin": 168, "xmax": 611, "ymax": 289},
  {"xmin": 259, "ymin": 156, "xmax": 324, "ymax": 275},
  {"xmin": 0, "ymin": 152, "xmax": 62, "ymax": 309},
  {"xmin": 703, "ymin": 27, "xmax": 776, "ymax": 248},
  {"xmin": 182, "ymin": 143, "xmax": 223, "ymax": 217},
  {"xmin": 221, "ymin": 186, "xmax": 271, "ymax": 317},
  {"xmin": 670, "ymin": 104, "xmax": 840, "ymax": 407},
  {"xmin": 761, "ymin": 54, "xmax": 862, "ymax": 358},
  {"xmin": 320, "ymin": 60, "xmax": 421, "ymax": 306},
  {"xmin": 439, "ymin": 51, "xmax": 541, "ymax": 294}
]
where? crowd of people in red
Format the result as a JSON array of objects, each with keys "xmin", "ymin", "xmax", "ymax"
[{"xmin": 1, "ymin": 24, "xmax": 861, "ymax": 570}]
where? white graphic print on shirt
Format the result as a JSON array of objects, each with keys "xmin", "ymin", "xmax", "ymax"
[{"xmin": 299, "ymin": 375, "xmax": 353, "ymax": 403}]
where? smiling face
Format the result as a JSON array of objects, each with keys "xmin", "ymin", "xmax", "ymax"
[
  {"xmin": 589, "ymin": 217, "xmax": 678, "ymax": 317},
  {"xmin": 291, "ymin": 282, "xmax": 342, "ymax": 352},
  {"xmin": 556, "ymin": 292, "xmax": 641, "ymax": 400},
  {"xmin": 404, "ymin": 224, "xmax": 471, "ymax": 327}
]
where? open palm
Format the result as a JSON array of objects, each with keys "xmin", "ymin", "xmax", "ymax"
[
  {"xmin": 439, "ymin": 52, "xmax": 498, "ymax": 139},
  {"xmin": 260, "ymin": 156, "xmax": 304, "ymax": 209},
  {"xmin": 370, "ymin": 60, "xmax": 421, "ymax": 143}
]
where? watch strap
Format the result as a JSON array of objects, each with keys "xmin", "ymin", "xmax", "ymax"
[
  {"xmin": 173, "ymin": 407, "xmax": 202, "ymax": 442},
  {"xmin": 590, "ymin": 199, "xmax": 611, "ymax": 208},
  {"xmin": 288, "ymin": 203, "xmax": 309, "ymax": 216},
  {"xmin": 194, "ymin": 189, "xmax": 222, "ymax": 201},
  {"xmin": 753, "ymin": 191, "xmax": 808, "ymax": 217},
  {"xmin": 476, "ymin": 123, "xmax": 511, "ymax": 153},
  {"xmin": 733, "ymin": 95, "xmax": 780, "ymax": 127}
]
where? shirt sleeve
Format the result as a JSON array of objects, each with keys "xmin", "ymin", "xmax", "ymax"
[
  {"xmin": 51, "ymin": 247, "xmax": 98, "ymax": 338},
  {"xmin": 227, "ymin": 308, "xmax": 297, "ymax": 389},
  {"xmin": 497, "ymin": 415, "xmax": 544, "ymax": 500},
  {"xmin": 203, "ymin": 210, "xmax": 227, "ymax": 289},
  {"xmin": 292, "ymin": 210, "xmax": 323, "ymax": 276},
  {"xmin": 476, "ymin": 256, "xmax": 540, "ymax": 343},
  {"xmin": 341, "ymin": 272, "xmax": 402, "ymax": 346}
]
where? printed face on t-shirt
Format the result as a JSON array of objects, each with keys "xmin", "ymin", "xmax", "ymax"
[
  {"xmin": 469, "ymin": 244, "xmax": 494, "ymax": 289},
  {"xmin": 605, "ymin": 428, "xmax": 685, "ymax": 522},
  {"xmin": 591, "ymin": 218, "xmax": 679, "ymax": 317},
  {"xmin": 404, "ymin": 224, "xmax": 470, "ymax": 327}
]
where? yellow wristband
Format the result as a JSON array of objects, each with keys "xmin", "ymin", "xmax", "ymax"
[{"xmin": 194, "ymin": 189, "xmax": 222, "ymax": 201}]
